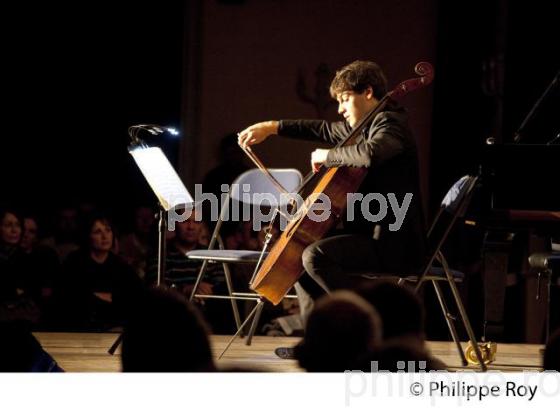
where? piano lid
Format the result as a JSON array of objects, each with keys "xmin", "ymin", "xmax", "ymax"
[
  {"xmin": 481, "ymin": 69, "xmax": 559, "ymax": 213},
  {"xmin": 513, "ymin": 70, "xmax": 559, "ymax": 145}
]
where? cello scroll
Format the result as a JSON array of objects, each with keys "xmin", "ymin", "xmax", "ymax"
[{"xmin": 388, "ymin": 61, "xmax": 434, "ymax": 101}]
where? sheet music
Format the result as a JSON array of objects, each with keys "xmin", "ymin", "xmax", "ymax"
[{"xmin": 129, "ymin": 146, "xmax": 193, "ymax": 211}]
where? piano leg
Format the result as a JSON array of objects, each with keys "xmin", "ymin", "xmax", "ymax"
[{"xmin": 482, "ymin": 231, "xmax": 513, "ymax": 341}]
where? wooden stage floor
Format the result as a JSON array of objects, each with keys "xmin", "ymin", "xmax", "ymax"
[{"xmin": 34, "ymin": 332, "xmax": 544, "ymax": 372}]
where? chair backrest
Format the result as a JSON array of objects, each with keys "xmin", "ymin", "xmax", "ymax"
[
  {"xmin": 440, "ymin": 175, "xmax": 478, "ymax": 216},
  {"xmin": 230, "ymin": 168, "xmax": 303, "ymax": 206},
  {"xmin": 420, "ymin": 175, "xmax": 479, "ymax": 279},
  {"xmin": 205, "ymin": 168, "xmax": 302, "ymax": 249},
  {"xmin": 427, "ymin": 175, "xmax": 478, "ymax": 237}
]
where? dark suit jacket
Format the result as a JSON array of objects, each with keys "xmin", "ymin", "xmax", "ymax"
[{"xmin": 278, "ymin": 105, "xmax": 426, "ymax": 273}]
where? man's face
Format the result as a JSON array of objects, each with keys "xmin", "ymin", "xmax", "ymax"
[
  {"xmin": 175, "ymin": 213, "xmax": 202, "ymax": 245},
  {"xmin": 336, "ymin": 87, "xmax": 378, "ymax": 128}
]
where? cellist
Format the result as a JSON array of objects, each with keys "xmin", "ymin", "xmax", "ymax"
[{"xmin": 238, "ymin": 60, "xmax": 427, "ymax": 357}]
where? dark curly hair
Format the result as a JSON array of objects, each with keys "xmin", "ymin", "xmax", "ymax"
[{"xmin": 329, "ymin": 60, "xmax": 388, "ymax": 100}]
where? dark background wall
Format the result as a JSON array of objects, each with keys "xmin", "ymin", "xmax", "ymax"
[
  {"xmin": 182, "ymin": 0, "xmax": 437, "ymax": 206},
  {"xmin": 429, "ymin": 0, "xmax": 559, "ymax": 212},
  {"xmin": 3, "ymin": 0, "xmax": 439, "ymax": 219},
  {"xmin": 3, "ymin": 2, "xmax": 185, "ymax": 218},
  {"xmin": 3, "ymin": 1, "xmax": 556, "ymax": 218}
]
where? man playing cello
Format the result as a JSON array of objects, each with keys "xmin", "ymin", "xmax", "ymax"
[{"xmin": 238, "ymin": 60, "xmax": 427, "ymax": 357}]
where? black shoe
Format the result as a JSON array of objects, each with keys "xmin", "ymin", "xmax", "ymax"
[{"xmin": 274, "ymin": 347, "xmax": 295, "ymax": 360}]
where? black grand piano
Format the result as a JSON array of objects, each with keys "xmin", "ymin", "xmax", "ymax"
[{"xmin": 479, "ymin": 70, "xmax": 559, "ymax": 343}]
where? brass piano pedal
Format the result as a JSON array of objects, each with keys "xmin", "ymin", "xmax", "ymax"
[{"xmin": 465, "ymin": 341, "xmax": 497, "ymax": 365}]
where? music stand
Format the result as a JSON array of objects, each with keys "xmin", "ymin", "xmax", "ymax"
[{"xmin": 108, "ymin": 126, "xmax": 193, "ymax": 355}]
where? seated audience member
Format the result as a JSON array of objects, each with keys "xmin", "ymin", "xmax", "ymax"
[
  {"xmin": 41, "ymin": 205, "xmax": 81, "ymax": 263},
  {"xmin": 224, "ymin": 220, "xmax": 260, "ymax": 251},
  {"xmin": 119, "ymin": 205, "xmax": 155, "ymax": 279},
  {"xmin": 53, "ymin": 213, "xmax": 143, "ymax": 330},
  {"xmin": 18, "ymin": 214, "xmax": 60, "ymax": 318},
  {"xmin": 543, "ymin": 328, "xmax": 560, "ymax": 372},
  {"xmin": 356, "ymin": 280, "xmax": 426, "ymax": 346},
  {"xmin": 355, "ymin": 280, "xmax": 446, "ymax": 370},
  {"xmin": 1, "ymin": 209, "xmax": 23, "ymax": 304},
  {"xmin": 0, "ymin": 209, "xmax": 40, "ymax": 324},
  {"xmin": 146, "ymin": 209, "xmax": 233, "ymax": 334},
  {"xmin": 202, "ymin": 133, "xmax": 250, "ymax": 201},
  {"xmin": 201, "ymin": 133, "xmax": 250, "ymax": 239},
  {"xmin": 121, "ymin": 286, "xmax": 215, "ymax": 372},
  {"xmin": 294, "ymin": 291, "xmax": 382, "ymax": 372},
  {"xmin": 0, "ymin": 321, "xmax": 63, "ymax": 372}
]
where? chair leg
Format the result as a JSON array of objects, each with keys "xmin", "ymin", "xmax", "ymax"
[
  {"xmin": 439, "ymin": 254, "xmax": 487, "ymax": 371},
  {"xmin": 190, "ymin": 260, "xmax": 210, "ymax": 302},
  {"xmin": 222, "ymin": 262, "xmax": 244, "ymax": 335},
  {"xmin": 245, "ymin": 300, "xmax": 265, "ymax": 346},
  {"xmin": 431, "ymin": 280, "xmax": 468, "ymax": 366},
  {"xmin": 218, "ymin": 299, "xmax": 264, "ymax": 360}
]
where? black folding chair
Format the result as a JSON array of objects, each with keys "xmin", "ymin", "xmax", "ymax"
[
  {"xmin": 399, "ymin": 175, "xmax": 487, "ymax": 370},
  {"xmin": 187, "ymin": 168, "xmax": 302, "ymax": 343}
]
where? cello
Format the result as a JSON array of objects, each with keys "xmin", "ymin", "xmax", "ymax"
[{"xmin": 243, "ymin": 62, "xmax": 434, "ymax": 305}]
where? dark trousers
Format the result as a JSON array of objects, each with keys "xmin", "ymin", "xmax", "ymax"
[{"xmin": 295, "ymin": 234, "xmax": 382, "ymax": 322}]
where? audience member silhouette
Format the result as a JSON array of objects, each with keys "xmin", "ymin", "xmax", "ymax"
[
  {"xmin": 356, "ymin": 280, "xmax": 425, "ymax": 345},
  {"xmin": 294, "ymin": 290, "xmax": 382, "ymax": 372},
  {"xmin": 0, "ymin": 321, "xmax": 63, "ymax": 372},
  {"xmin": 119, "ymin": 205, "xmax": 155, "ymax": 279},
  {"xmin": 18, "ymin": 215, "xmax": 60, "ymax": 321},
  {"xmin": 54, "ymin": 213, "xmax": 143, "ymax": 330},
  {"xmin": 355, "ymin": 280, "xmax": 446, "ymax": 370},
  {"xmin": 41, "ymin": 205, "xmax": 80, "ymax": 263},
  {"xmin": 202, "ymin": 132, "xmax": 250, "ymax": 236},
  {"xmin": 1, "ymin": 209, "xmax": 23, "ymax": 304},
  {"xmin": 146, "ymin": 209, "xmax": 218, "ymax": 294},
  {"xmin": 0, "ymin": 209, "xmax": 40, "ymax": 323},
  {"xmin": 121, "ymin": 286, "xmax": 215, "ymax": 372},
  {"xmin": 202, "ymin": 133, "xmax": 250, "ymax": 203},
  {"xmin": 146, "ymin": 209, "xmax": 233, "ymax": 334}
]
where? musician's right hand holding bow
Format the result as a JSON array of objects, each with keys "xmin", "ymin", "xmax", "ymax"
[{"xmin": 237, "ymin": 120, "xmax": 279, "ymax": 148}]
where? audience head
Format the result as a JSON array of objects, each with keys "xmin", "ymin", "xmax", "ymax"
[
  {"xmin": 121, "ymin": 286, "xmax": 215, "ymax": 372},
  {"xmin": 81, "ymin": 212, "xmax": 115, "ymax": 254},
  {"xmin": 0, "ymin": 321, "xmax": 36, "ymax": 371},
  {"xmin": 133, "ymin": 206, "xmax": 155, "ymax": 236},
  {"xmin": 20, "ymin": 215, "xmax": 39, "ymax": 253},
  {"xmin": 0, "ymin": 208, "xmax": 22, "ymax": 247},
  {"xmin": 356, "ymin": 280, "xmax": 425, "ymax": 342},
  {"xmin": 54, "ymin": 205, "xmax": 79, "ymax": 242},
  {"xmin": 295, "ymin": 290, "xmax": 382, "ymax": 372},
  {"xmin": 0, "ymin": 321, "xmax": 62, "ymax": 372},
  {"xmin": 174, "ymin": 209, "xmax": 203, "ymax": 248},
  {"xmin": 543, "ymin": 329, "xmax": 560, "ymax": 372}
]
